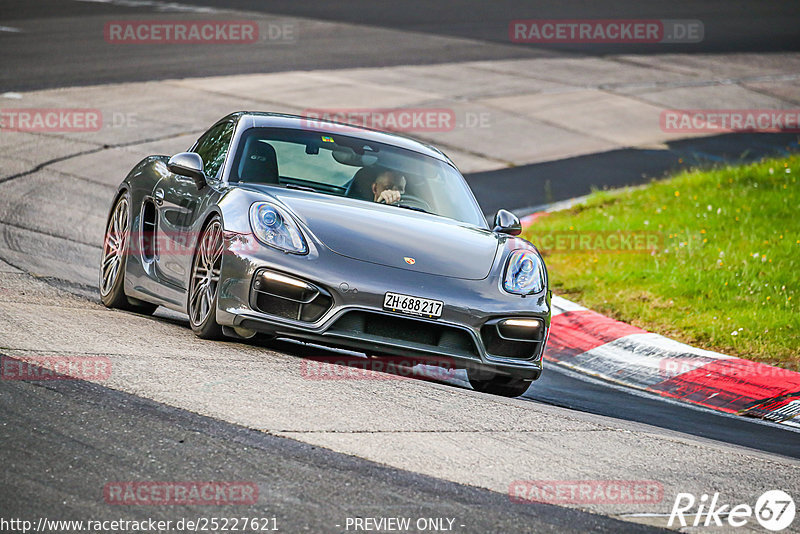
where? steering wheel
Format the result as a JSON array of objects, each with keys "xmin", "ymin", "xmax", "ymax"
[{"xmin": 398, "ymin": 194, "xmax": 432, "ymax": 213}]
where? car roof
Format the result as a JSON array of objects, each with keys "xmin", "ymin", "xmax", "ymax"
[{"xmin": 227, "ymin": 111, "xmax": 454, "ymax": 165}]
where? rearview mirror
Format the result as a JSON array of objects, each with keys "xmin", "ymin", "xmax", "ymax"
[
  {"xmin": 493, "ymin": 209, "xmax": 522, "ymax": 235},
  {"xmin": 167, "ymin": 152, "xmax": 206, "ymax": 189}
]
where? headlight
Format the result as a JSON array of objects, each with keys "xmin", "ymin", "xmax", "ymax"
[
  {"xmin": 249, "ymin": 201, "xmax": 308, "ymax": 254},
  {"xmin": 503, "ymin": 250, "xmax": 545, "ymax": 295}
]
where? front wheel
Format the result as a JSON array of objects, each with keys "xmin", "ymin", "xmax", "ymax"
[
  {"xmin": 468, "ymin": 371, "xmax": 531, "ymax": 398},
  {"xmin": 99, "ymin": 192, "xmax": 157, "ymax": 315},
  {"xmin": 188, "ymin": 216, "xmax": 224, "ymax": 339}
]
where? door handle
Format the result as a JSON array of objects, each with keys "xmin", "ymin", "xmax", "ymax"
[{"xmin": 154, "ymin": 188, "xmax": 165, "ymax": 205}]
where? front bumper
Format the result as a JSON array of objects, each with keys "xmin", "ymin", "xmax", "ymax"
[{"xmin": 216, "ymin": 233, "xmax": 550, "ymax": 379}]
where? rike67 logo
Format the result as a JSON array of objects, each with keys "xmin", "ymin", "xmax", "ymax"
[{"xmin": 669, "ymin": 490, "xmax": 795, "ymax": 531}]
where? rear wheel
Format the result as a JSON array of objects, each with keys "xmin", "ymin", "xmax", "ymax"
[
  {"xmin": 188, "ymin": 216, "xmax": 224, "ymax": 339},
  {"xmin": 468, "ymin": 371, "xmax": 531, "ymax": 398},
  {"xmin": 100, "ymin": 192, "xmax": 158, "ymax": 315}
]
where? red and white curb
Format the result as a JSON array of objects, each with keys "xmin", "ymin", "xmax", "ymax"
[
  {"xmin": 519, "ymin": 207, "xmax": 800, "ymax": 427},
  {"xmin": 544, "ymin": 292, "xmax": 800, "ymax": 427}
]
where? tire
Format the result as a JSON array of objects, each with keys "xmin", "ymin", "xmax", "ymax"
[
  {"xmin": 99, "ymin": 192, "xmax": 158, "ymax": 315},
  {"xmin": 468, "ymin": 371, "xmax": 531, "ymax": 398},
  {"xmin": 188, "ymin": 216, "xmax": 224, "ymax": 339}
]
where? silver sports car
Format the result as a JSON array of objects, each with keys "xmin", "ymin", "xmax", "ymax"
[{"xmin": 100, "ymin": 112, "xmax": 550, "ymax": 397}]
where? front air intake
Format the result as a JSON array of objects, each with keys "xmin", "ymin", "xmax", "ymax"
[{"xmin": 250, "ymin": 269, "xmax": 332, "ymax": 322}]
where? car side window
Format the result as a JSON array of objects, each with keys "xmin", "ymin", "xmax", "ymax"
[{"xmin": 193, "ymin": 121, "xmax": 235, "ymax": 180}]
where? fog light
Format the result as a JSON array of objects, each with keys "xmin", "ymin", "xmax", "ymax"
[
  {"xmin": 497, "ymin": 318, "xmax": 544, "ymax": 341},
  {"xmin": 263, "ymin": 271, "xmax": 311, "ymax": 289},
  {"xmin": 254, "ymin": 270, "xmax": 318, "ymax": 303}
]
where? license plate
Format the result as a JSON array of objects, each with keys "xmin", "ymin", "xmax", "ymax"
[{"xmin": 383, "ymin": 292, "xmax": 443, "ymax": 318}]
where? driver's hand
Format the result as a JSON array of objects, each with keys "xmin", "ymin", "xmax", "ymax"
[{"xmin": 377, "ymin": 189, "xmax": 402, "ymax": 205}]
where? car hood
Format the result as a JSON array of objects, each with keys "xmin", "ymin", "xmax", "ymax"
[{"xmin": 252, "ymin": 186, "xmax": 499, "ymax": 280}]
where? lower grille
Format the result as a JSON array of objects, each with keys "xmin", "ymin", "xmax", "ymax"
[{"xmin": 328, "ymin": 311, "xmax": 479, "ymax": 358}]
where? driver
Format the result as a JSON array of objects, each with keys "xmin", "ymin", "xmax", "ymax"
[{"xmin": 372, "ymin": 169, "xmax": 406, "ymax": 204}]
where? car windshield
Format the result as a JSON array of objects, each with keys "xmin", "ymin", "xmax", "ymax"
[{"xmin": 229, "ymin": 127, "xmax": 487, "ymax": 228}]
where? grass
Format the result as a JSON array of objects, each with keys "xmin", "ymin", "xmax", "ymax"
[{"xmin": 524, "ymin": 154, "xmax": 800, "ymax": 367}]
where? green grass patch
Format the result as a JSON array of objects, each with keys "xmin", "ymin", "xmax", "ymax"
[{"xmin": 524, "ymin": 154, "xmax": 800, "ymax": 367}]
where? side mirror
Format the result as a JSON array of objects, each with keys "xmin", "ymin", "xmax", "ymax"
[
  {"xmin": 167, "ymin": 152, "xmax": 206, "ymax": 189},
  {"xmin": 493, "ymin": 209, "xmax": 522, "ymax": 235}
]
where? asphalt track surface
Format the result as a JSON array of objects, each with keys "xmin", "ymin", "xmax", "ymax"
[
  {"xmin": 1, "ymin": 1, "xmax": 800, "ymax": 532},
  {"xmin": 0, "ymin": 363, "xmax": 656, "ymax": 533},
  {"xmin": 185, "ymin": 0, "xmax": 800, "ymax": 54},
  {"xmin": 1, "ymin": 0, "xmax": 799, "ymax": 90},
  {"xmin": 468, "ymin": 132, "xmax": 800, "ymax": 215},
  {"xmin": 256, "ymin": 338, "xmax": 800, "ymax": 460}
]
